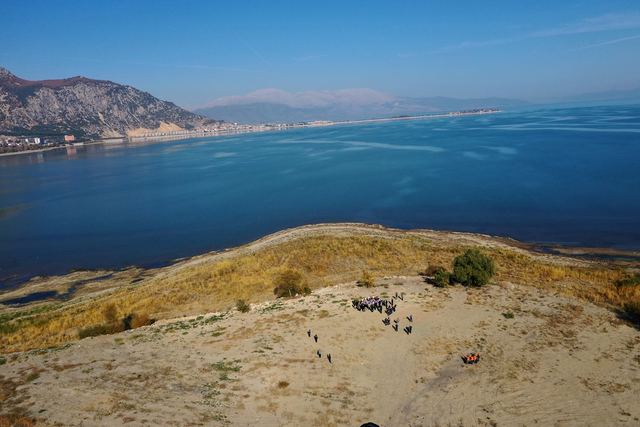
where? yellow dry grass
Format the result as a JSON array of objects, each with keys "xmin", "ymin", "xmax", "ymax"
[{"xmin": 0, "ymin": 234, "xmax": 637, "ymax": 354}]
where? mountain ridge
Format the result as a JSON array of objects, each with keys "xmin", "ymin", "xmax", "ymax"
[
  {"xmin": 198, "ymin": 88, "xmax": 399, "ymax": 109},
  {"xmin": 0, "ymin": 66, "xmax": 218, "ymax": 140},
  {"xmin": 192, "ymin": 88, "xmax": 530, "ymax": 124}
]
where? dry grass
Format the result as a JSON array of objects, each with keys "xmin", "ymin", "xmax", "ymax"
[
  {"xmin": 0, "ymin": 413, "xmax": 37, "ymax": 427},
  {"xmin": 487, "ymin": 247, "xmax": 639, "ymax": 309},
  {"xmin": 1, "ymin": 233, "xmax": 638, "ymax": 354}
]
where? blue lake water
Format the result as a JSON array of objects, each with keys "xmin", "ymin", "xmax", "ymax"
[{"xmin": 1, "ymin": 101, "xmax": 640, "ymax": 282}]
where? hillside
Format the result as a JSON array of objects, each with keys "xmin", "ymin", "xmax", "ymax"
[
  {"xmin": 0, "ymin": 223, "xmax": 639, "ymax": 426},
  {"xmin": 0, "ymin": 67, "xmax": 218, "ymax": 140},
  {"xmin": 192, "ymin": 88, "xmax": 531, "ymax": 124}
]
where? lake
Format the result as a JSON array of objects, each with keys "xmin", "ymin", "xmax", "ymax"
[{"xmin": 1, "ymin": 101, "xmax": 639, "ymax": 283}]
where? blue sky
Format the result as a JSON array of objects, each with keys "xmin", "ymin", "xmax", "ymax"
[{"xmin": 2, "ymin": 0, "xmax": 640, "ymax": 107}]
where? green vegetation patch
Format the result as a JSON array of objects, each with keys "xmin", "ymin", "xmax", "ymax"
[
  {"xmin": 211, "ymin": 359, "xmax": 241, "ymax": 373},
  {"xmin": 211, "ymin": 358, "xmax": 241, "ymax": 381},
  {"xmin": 26, "ymin": 373, "xmax": 40, "ymax": 382},
  {"xmin": 452, "ymin": 249, "xmax": 496, "ymax": 287},
  {"xmin": 617, "ymin": 273, "xmax": 640, "ymax": 288},
  {"xmin": 209, "ymin": 327, "xmax": 226, "ymax": 337},
  {"xmin": 432, "ymin": 267, "xmax": 452, "ymax": 288},
  {"xmin": 261, "ymin": 302, "xmax": 286, "ymax": 313}
]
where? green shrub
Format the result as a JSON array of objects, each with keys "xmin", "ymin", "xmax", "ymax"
[
  {"xmin": 273, "ymin": 269, "xmax": 305, "ymax": 298},
  {"xmin": 359, "ymin": 271, "xmax": 375, "ymax": 288},
  {"xmin": 236, "ymin": 299, "xmax": 251, "ymax": 313},
  {"xmin": 504, "ymin": 312, "xmax": 515, "ymax": 319},
  {"xmin": 617, "ymin": 272, "xmax": 640, "ymax": 288},
  {"xmin": 431, "ymin": 267, "xmax": 451, "ymax": 288},
  {"xmin": 212, "ymin": 360, "xmax": 241, "ymax": 373},
  {"xmin": 452, "ymin": 249, "xmax": 496, "ymax": 287}
]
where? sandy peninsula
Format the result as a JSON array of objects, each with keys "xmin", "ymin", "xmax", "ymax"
[{"xmin": 0, "ymin": 224, "xmax": 639, "ymax": 426}]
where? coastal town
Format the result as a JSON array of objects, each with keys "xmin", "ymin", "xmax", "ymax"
[{"xmin": 0, "ymin": 108, "xmax": 500, "ymax": 155}]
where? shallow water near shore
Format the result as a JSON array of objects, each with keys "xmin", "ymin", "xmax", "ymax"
[{"xmin": 1, "ymin": 101, "xmax": 640, "ymax": 282}]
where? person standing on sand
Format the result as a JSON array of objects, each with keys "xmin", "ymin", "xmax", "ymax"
[
  {"xmin": 314, "ymin": 334, "xmax": 318, "ymax": 343},
  {"xmin": 307, "ymin": 330, "xmax": 311, "ymax": 337},
  {"xmin": 327, "ymin": 354, "xmax": 332, "ymax": 363},
  {"xmin": 317, "ymin": 349, "xmax": 322, "ymax": 358}
]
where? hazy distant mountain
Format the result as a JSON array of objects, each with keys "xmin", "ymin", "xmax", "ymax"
[
  {"xmin": 191, "ymin": 88, "xmax": 530, "ymax": 124},
  {"xmin": 561, "ymin": 87, "xmax": 640, "ymax": 103},
  {"xmin": 0, "ymin": 67, "xmax": 218, "ymax": 140}
]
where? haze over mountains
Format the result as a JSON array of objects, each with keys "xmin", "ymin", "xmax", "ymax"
[
  {"xmin": 190, "ymin": 88, "xmax": 532, "ymax": 124},
  {"xmin": 559, "ymin": 87, "xmax": 640, "ymax": 104},
  {"xmin": 0, "ymin": 67, "xmax": 216, "ymax": 140}
]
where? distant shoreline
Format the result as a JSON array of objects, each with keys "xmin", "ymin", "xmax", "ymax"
[
  {"xmin": 0, "ymin": 109, "xmax": 500, "ymax": 157},
  {"xmin": 127, "ymin": 108, "xmax": 501, "ymax": 143}
]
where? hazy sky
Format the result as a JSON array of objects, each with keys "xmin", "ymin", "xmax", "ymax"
[{"xmin": 2, "ymin": 1, "xmax": 640, "ymax": 107}]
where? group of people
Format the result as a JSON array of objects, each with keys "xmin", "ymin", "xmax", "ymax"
[
  {"xmin": 352, "ymin": 295, "xmax": 400, "ymax": 316},
  {"xmin": 308, "ymin": 289, "xmax": 486, "ymax": 367},
  {"xmin": 328, "ymin": 290, "xmax": 485, "ymax": 367},
  {"xmin": 462, "ymin": 353, "xmax": 481, "ymax": 364},
  {"xmin": 307, "ymin": 330, "xmax": 318, "ymax": 342},
  {"xmin": 353, "ymin": 296, "xmax": 385, "ymax": 312},
  {"xmin": 309, "ymin": 330, "xmax": 331, "ymax": 363},
  {"xmin": 353, "ymin": 293, "xmax": 415, "ymax": 336}
]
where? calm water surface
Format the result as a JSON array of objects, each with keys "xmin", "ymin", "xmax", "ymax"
[{"xmin": 1, "ymin": 102, "xmax": 639, "ymax": 281}]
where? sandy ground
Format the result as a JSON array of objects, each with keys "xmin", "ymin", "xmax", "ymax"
[{"xmin": 1, "ymin": 275, "xmax": 639, "ymax": 427}]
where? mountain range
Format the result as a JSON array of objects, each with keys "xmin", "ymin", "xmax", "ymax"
[
  {"xmin": 190, "ymin": 88, "xmax": 532, "ymax": 124},
  {"xmin": 559, "ymin": 87, "xmax": 640, "ymax": 103},
  {"xmin": 0, "ymin": 67, "xmax": 217, "ymax": 140}
]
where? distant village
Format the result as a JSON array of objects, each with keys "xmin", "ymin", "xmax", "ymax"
[
  {"xmin": 1, "ymin": 109, "xmax": 500, "ymax": 155},
  {"xmin": 0, "ymin": 134, "xmax": 78, "ymax": 154}
]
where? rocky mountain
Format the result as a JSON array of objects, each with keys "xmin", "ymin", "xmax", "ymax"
[
  {"xmin": 191, "ymin": 88, "xmax": 530, "ymax": 124},
  {"xmin": 0, "ymin": 67, "xmax": 218, "ymax": 140}
]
